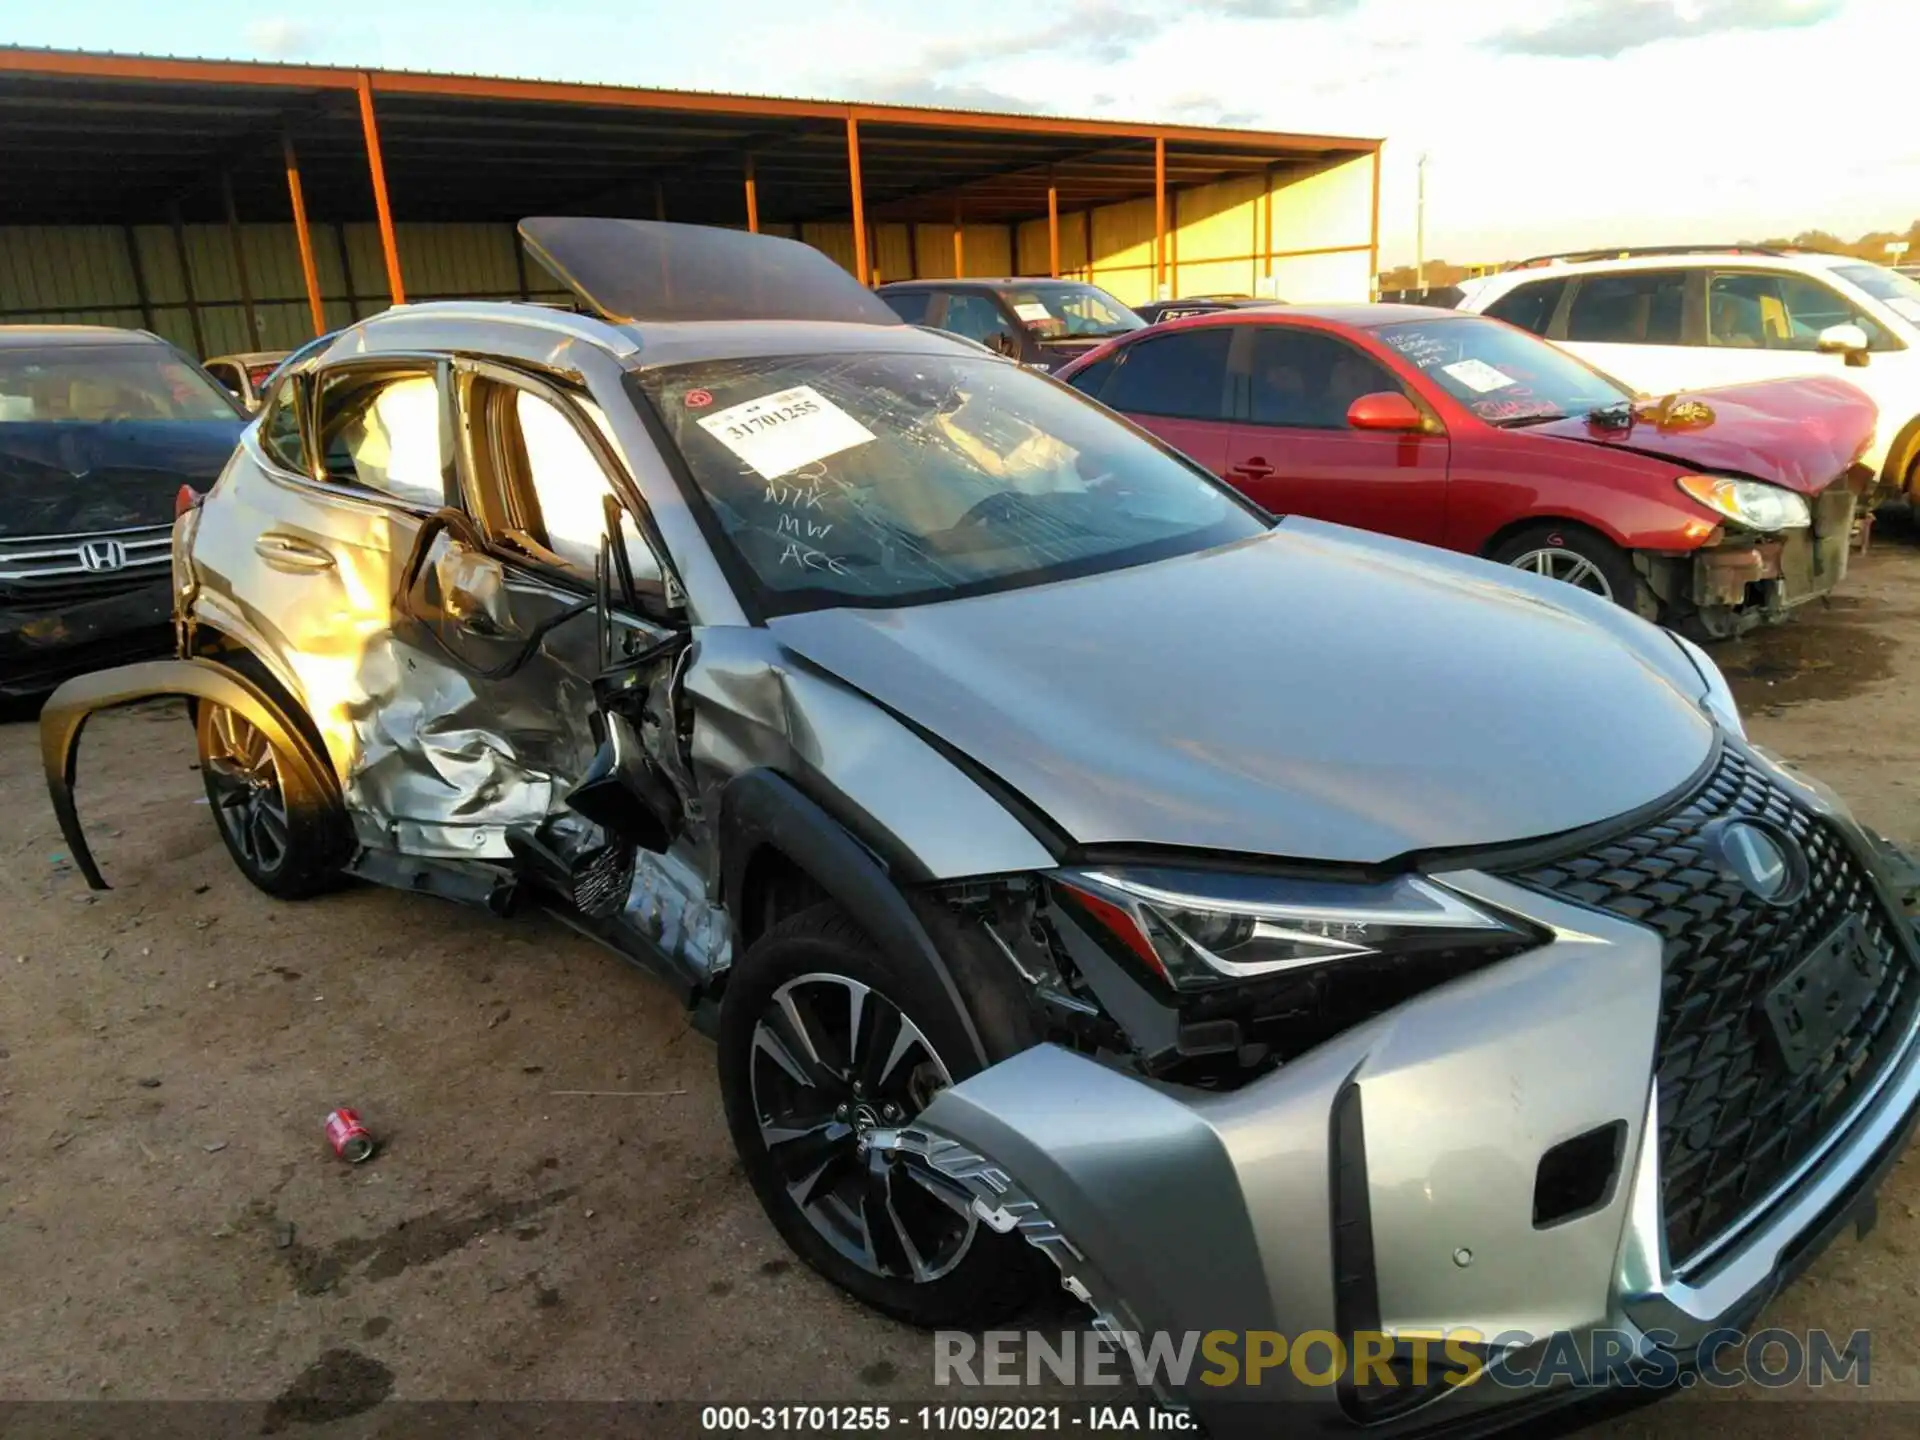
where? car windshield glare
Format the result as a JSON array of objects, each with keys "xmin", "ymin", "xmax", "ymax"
[
  {"xmin": 1833, "ymin": 262, "xmax": 1920, "ymax": 315},
  {"xmin": 1375, "ymin": 316, "xmax": 1632, "ymax": 425},
  {"xmin": 639, "ymin": 351, "xmax": 1265, "ymax": 614},
  {"xmin": 0, "ymin": 344, "xmax": 240, "ymax": 423},
  {"xmin": 1007, "ymin": 285, "xmax": 1145, "ymax": 341}
]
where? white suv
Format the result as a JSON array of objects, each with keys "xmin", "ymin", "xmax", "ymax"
[{"xmin": 1460, "ymin": 247, "xmax": 1920, "ymax": 501}]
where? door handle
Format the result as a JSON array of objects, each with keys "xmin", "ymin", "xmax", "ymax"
[
  {"xmin": 1230, "ymin": 457, "xmax": 1275, "ymax": 480},
  {"xmin": 254, "ymin": 532, "xmax": 336, "ymax": 572}
]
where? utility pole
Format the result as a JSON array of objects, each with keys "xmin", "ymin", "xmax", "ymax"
[{"xmin": 1415, "ymin": 152, "xmax": 1428, "ymax": 293}]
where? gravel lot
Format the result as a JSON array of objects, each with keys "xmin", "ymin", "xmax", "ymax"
[{"xmin": 4, "ymin": 533, "xmax": 1920, "ymax": 1437}]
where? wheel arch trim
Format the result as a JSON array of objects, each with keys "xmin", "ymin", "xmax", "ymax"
[
  {"xmin": 717, "ymin": 766, "xmax": 988, "ymax": 1068},
  {"xmin": 40, "ymin": 657, "xmax": 339, "ymax": 892}
]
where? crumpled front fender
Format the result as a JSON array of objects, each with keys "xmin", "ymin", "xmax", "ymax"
[{"xmin": 41, "ymin": 657, "xmax": 338, "ymax": 891}]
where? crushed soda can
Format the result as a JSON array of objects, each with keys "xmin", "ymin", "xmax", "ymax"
[{"xmin": 323, "ymin": 1108, "xmax": 376, "ymax": 1164}]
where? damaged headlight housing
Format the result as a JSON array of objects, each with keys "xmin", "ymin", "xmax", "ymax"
[
  {"xmin": 1677, "ymin": 474, "xmax": 1810, "ymax": 531},
  {"xmin": 1051, "ymin": 867, "xmax": 1535, "ymax": 992}
]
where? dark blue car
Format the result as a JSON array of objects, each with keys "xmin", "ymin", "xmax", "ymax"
[{"xmin": 0, "ymin": 327, "xmax": 245, "ymax": 697}]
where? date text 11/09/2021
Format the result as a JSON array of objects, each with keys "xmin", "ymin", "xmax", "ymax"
[{"xmin": 700, "ymin": 1406, "xmax": 1195, "ymax": 1432}]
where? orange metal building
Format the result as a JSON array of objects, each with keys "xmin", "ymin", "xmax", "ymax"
[{"xmin": 0, "ymin": 47, "xmax": 1382, "ymax": 356}]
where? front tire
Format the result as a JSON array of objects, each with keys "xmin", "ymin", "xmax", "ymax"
[
  {"xmin": 717, "ymin": 903, "xmax": 1044, "ymax": 1327},
  {"xmin": 195, "ymin": 700, "xmax": 346, "ymax": 900},
  {"xmin": 1490, "ymin": 522, "xmax": 1642, "ymax": 612}
]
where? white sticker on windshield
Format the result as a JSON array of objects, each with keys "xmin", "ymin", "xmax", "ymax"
[
  {"xmin": 1442, "ymin": 358, "xmax": 1517, "ymax": 393},
  {"xmin": 695, "ymin": 385, "xmax": 876, "ymax": 479},
  {"xmin": 1887, "ymin": 297, "xmax": 1920, "ymax": 324},
  {"xmin": 1013, "ymin": 302, "xmax": 1055, "ymax": 324}
]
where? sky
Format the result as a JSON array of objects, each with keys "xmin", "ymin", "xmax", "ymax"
[{"xmin": 1, "ymin": 0, "xmax": 1914, "ymax": 266}]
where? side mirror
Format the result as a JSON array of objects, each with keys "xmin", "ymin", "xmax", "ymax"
[
  {"xmin": 1346, "ymin": 391, "xmax": 1428, "ymax": 432},
  {"xmin": 1816, "ymin": 323, "xmax": 1871, "ymax": 367},
  {"xmin": 985, "ymin": 330, "xmax": 1020, "ymax": 358}
]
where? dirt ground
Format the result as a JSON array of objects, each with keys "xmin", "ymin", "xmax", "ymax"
[{"xmin": 5, "ymin": 534, "xmax": 1920, "ymax": 1437}]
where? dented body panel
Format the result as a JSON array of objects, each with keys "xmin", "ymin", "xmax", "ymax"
[{"xmin": 40, "ymin": 225, "xmax": 1920, "ymax": 1436}]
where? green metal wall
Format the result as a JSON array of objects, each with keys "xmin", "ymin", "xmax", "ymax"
[{"xmin": 0, "ymin": 222, "xmax": 572, "ymax": 358}]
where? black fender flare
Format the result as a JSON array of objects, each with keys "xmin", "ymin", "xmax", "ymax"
[
  {"xmin": 717, "ymin": 767, "xmax": 987, "ymax": 1068},
  {"xmin": 41, "ymin": 657, "xmax": 339, "ymax": 892}
]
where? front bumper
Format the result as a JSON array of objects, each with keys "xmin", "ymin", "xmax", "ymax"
[
  {"xmin": 1668, "ymin": 488, "xmax": 1856, "ymax": 627},
  {"xmin": 894, "ymin": 764, "xmax": 1920, "ymax": 1435},
  {"xmin": 0, "ymin": 576, "xmax": 173, "ymax": 697}
]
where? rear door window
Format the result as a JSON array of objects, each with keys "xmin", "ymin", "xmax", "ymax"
[
  {"xmin": 1099, "ymin": 330, "xmax": 1234, "ymax": 421},
  {"xmin": 1564, "ymin": 271, "xmax": 1686, "ymax": 344},
  {"xmin": 1483, "ymin": 277, "xmax": 1567, "ymax": 336}
]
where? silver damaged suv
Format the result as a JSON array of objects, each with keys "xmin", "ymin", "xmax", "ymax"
[{"xmin": 41, "ymin": 221, "xmax": 1920, "ymax": 1435}]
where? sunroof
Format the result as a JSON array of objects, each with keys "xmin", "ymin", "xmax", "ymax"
[{"xmin": 518, "ymin": 218, "xmax": 905, "ymax": 327}]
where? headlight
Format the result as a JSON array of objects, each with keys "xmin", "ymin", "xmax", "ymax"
[
  {"xmin": 1671, "ymin": 631, "xmax": 1745, "ymax": 736},
  {"xmin": 1051, "ymin": 867, "xmax": 1534, "ymax": 992},
  {"xmin": 1677, "ymin": 474, "xmax": 1810, "ymax": 531}
]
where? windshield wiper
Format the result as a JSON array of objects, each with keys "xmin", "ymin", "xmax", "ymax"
[{"xmin": 1488, "ymin": 410, "xmax": 1567, "ymax": 428}]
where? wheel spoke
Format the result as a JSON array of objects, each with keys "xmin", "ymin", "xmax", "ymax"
[
  {"xmin": 860, "ymin": 1162, "xmax": 920, "ymax": 1280},
  {"xmin": 789, "ymin": 1147, "xmax": 855, "ymax": 1212},
  {"xmin": 765, "ymin": 1115, "xmax": 847, "ymax": 1184},
  {"xmin": 752, "ymin": 1022, "xmax": 818, "ymax": 1091},
  {"xmin": 774, "ymin": 989, "xmax": 842, "ymax": 1084},
  {"xmin": 858, "ymin": 1001, "xmax": 910, "ymax": 1094}
]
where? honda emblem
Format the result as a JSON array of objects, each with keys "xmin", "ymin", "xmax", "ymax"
[{"xmin": 77, "ymin": 538, "xmax": 128, "ymax": 573}]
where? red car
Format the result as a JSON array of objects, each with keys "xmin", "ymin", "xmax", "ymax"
[{"xmin": 1055, "ymin": 305, "xmax": 1875, "ymax": 637}]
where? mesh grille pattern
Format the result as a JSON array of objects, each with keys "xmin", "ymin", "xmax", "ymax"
[{"xmin": 1501, "ymin": 747, "xmax": 1915, "ymax": 1268}]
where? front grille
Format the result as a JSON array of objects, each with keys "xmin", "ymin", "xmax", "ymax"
[
  {"xmin": 0, "ymin": 524, "xmax": 172, "ymax": 613},
  {"xmin": 1500, "ymin": 745, "xmax": 1917, "ymax": 1270}
]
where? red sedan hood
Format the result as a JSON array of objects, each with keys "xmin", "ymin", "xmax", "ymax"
[{"xmin": 1525, "ymin": 376, "xmax": 1876, "ymax": 494}]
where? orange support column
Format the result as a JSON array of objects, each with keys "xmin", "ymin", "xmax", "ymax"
[
  {"xmin": 952, "ymin": 199, "xmax": 964, "ymax": 278},
  {"xmin": 1369, "ymin": 144, "xmax": 1383, "ymax": 299},
  {"xmin": 846, "ymin": 115, "xmax": 869, "ymax": 285},
  {"xmin": 356, "ymin": 73, "xmax": 405, "ymax": 305},
  {"xmin": 1047, "ymin": 176, "xmax": 1060, "ymax": 278},
  {"xmin": 744, "ymin": 154, "xmax": 760, "ymax": 233},
  {"xmin": 1154, "ymin": 135, "xmax": 1166, "ymax": 299},
  {"xmin": 283, "ymin": 134, "xmax": 326, "ymax": 337}
]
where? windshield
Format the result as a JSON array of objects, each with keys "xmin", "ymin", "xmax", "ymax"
[
  {"xmin": 1833, "ymin": 263, "xmax": 1920, "ymax": 323},
  {"xmin": 1374, "ymin": 316, "xmax": 1632, "ymax": 425},
  {"xmin": 1006, "ymin": 285, "xmax": 1144, "ymax": 341},
  {"xmin": 0, "ymin": 344, "xmax": 240, "ymax": 422},
  {"xmin": 639, "ymin": 351, "xmax": 1265, "ymax": 615}
]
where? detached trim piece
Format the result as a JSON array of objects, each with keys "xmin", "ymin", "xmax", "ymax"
[{"xmin": 40, "ymin": 657, "xmax": 338, "ymax": 891}]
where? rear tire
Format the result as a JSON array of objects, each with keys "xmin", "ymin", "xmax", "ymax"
[
  {"xmin": 1490, "ymin": 522, "xmax": 1641, "ymax": 612},
  {"xmin": 717, "ymin": 901, "xmax": 1045, "ymax": 1328},
  {"xmin": 195, "ymin": 699, "xmax": 347, "ymax": 900}
]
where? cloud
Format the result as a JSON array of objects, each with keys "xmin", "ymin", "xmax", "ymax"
[
  {"xmin": 880, "ymin": 0, "xmax": 1361, "ymax": 95},
  {"xmin": 1488, "ymin": 0, "xmax": 1844, "ymax": 60},
  {"xmin": 858, "ymin": 78, "xmax": 1049, "ymax": 114},
  {"xmin": 243, "ymin": 20, "xmax": 316, "ymax": 59}
]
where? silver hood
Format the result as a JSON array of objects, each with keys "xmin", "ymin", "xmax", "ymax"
[{"xmin": 769, "ymin": 521, "xmax": 1717, "ymax": 865}]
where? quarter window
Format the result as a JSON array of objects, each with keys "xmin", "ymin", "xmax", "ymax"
[
  {"xmin": 316, "ymin": 369, "xmax": 447, "ymax": 507},
  {"xmin": 1099, "ymin": 330, "xmax": 1234, "ymax": 421},
  {"xmin": 1564, "ymin": 271, "xmax": 1686, "ymax": 345}
]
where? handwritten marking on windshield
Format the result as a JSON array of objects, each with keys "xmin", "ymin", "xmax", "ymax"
[{"xmin": 779, "ymin": 541, "xmax": 850, "ymax": 574}]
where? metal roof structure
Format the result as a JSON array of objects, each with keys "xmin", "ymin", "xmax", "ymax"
[
  {"xmin": 0, "ymin": 48, "xmax": 1377, "ymax": 229},
  {"xmin": 0, "ymin": 47, "xmax": 1382, "ymax": 343}
]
